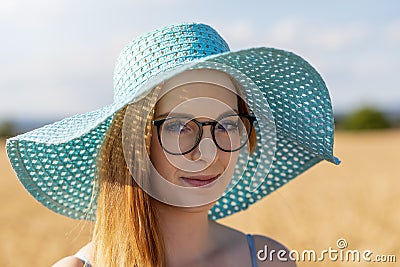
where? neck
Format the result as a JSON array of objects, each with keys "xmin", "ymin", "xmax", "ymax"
[{"xmin": 153, "ymin": 200, "xmax": 216, "ymax": 266}]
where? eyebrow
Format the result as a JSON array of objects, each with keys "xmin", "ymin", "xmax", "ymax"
[{"xmin": 154, "ymin": 109, "xmax": 239, "ymax": 120}]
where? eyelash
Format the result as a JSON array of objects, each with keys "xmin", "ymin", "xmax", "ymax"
[
  {"xmin": 163, "ymin": 119, "xmax": 240, "ymax": 134},
  {"xmin": 216, "ymin": 120, "xmax": 239, "ymax": 132}
]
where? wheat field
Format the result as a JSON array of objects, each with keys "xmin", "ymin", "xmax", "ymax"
[{"xmin": 1, "ymin": 130, "xmax": 399, "ymax": 266}]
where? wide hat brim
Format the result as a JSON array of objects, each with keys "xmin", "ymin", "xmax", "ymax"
[{"xmin": 6, "ymin": 47, "xmax": 340, "ymax": 220}]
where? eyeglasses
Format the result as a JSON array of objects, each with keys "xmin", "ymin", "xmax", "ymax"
[{"xmin": 152, "ymin": 114, "xmax": 256, "ymax": 155}]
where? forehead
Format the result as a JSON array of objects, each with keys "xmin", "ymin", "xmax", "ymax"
[{"xmin": 155, "ymin": 83, "xmax": 238, "ymax": 119}]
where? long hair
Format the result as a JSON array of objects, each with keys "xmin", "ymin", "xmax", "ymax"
[
  {"xmin": 92, "ymin": 84, "xmax": 164, "ymax": 266},
  {"xmin": 92, "ymin": 74, "xmax": 256, "ymax": 266}
]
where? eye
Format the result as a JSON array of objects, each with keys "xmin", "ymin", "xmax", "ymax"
[
  {"xmin": 163, "ymin": 119, "xmax": 194, "ymax": 134},
  {"xmin": 216, "ymin": 119, "xmax": 239, "ymax": 133}
]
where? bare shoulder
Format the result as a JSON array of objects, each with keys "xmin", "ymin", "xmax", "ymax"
[
  {"xmin": 252, "ymin": 235, "xmax": 297, "ymax": 267},
  {"xmin": 209, "ymin": 222, "xmax": 296, "ymax": 266},
  {"xmin": 52, "ymin": 242, "xmax": 93, "ymax": 267},
  {"xmin": 51, "ymin": 256, "xmax": 84, "ymax": 267}
]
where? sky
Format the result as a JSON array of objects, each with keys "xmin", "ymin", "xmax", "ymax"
[{"xmin": 0, "ymin": 0, "xmax": 399, "ymax": 122}]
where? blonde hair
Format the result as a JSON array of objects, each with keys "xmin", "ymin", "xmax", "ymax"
[
  {"xmin": 92, "ymin": 75, "xmax": 256, "ymax": 266},
  {"xmin": 92, "ymin": 85, "xmax": 165, "ymax": 266}
]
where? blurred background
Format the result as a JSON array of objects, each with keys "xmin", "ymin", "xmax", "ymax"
[{"xmin": 0, "ymin": 0, "xmax": 399, "ymax": 266}]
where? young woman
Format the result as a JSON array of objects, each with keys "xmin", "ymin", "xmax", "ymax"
[{"xmin": 6, "ymin": 22, "xmax": 340, "ymax": 266}]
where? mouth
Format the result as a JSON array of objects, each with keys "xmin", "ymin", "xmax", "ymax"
[{"xmin": 180, "ymin": 174, "xmax": 220, "ymax": 187}]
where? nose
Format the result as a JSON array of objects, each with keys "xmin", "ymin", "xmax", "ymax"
[{"xmin": 190, "ymin": 125, "xmax": 217, "ymax": 162}]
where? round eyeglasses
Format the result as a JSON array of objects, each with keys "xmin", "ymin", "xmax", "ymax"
[{"xmin": 152, "ymin": 114, "xmax": 256, "ymax": 155}]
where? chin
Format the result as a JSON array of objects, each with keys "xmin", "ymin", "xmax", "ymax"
[{"xmin": 180, "ymin": 201, "xmax": 217, "ymax": 213}]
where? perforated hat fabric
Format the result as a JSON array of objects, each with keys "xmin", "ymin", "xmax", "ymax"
[{"xmin": 6, "ymin": 22, "xmax": 340, "ymax": 220}]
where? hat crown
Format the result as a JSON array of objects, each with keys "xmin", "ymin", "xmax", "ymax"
[{"xmin": 113, "ymin": 23, "xmax": 230, "ymax": 102}]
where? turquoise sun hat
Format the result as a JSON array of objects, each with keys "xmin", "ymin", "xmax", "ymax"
[{"xmin": 6, "ymin": 22, "xmax": 340, "ymax": 221}]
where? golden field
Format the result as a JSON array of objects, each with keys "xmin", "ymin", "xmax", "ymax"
[{"xmin": 1, "ymin": 130, "xmax": 399, "ymax": 266}]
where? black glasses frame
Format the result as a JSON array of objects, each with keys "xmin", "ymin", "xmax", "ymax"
[{"xmin": 152, "ymin": 114, "xmax": 256, "ymax": 155}]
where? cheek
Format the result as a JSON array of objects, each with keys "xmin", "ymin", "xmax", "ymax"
[
  {"xmin": 218, "ymin": 150, "xmax": 239, "ymax": 174},
  {"xmin": 150, "ymin": 128, "xmax": 177, "ymax": 180}
]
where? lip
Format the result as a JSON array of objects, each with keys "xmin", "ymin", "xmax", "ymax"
[{"xmin": 180, "ymin": 175, "xmax": 219, "ymax": 187}]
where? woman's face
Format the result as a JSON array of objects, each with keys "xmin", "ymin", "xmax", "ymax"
[{"xmin": 149, "ymin": 82, "xmax": 241, "ymax": 189}]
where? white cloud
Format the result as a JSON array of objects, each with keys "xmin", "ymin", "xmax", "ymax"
[
  {"xmin": 0, "ymin": 0, "xmax": 67, "ymax": 22},
  {"xmin": 266, "ymin": 19, "xmax": 369, "ymax": 52},
  {"xmin": 267, "ymin": 19, "xmax": 300, "ymax": 47},
  {"xmin": 350, "ymin": 54, "xmax": 392, "ymax": 78},
  {"xmin": 309, "ymin": 24, "xmax": 368, "ymax": 50},
  {"xmin": 385, "ymin": 20, "xmax": 400, "ymax": 44},
  {"xmin": 219, "ymin": 20, "xmax": 256, "ymax": 49},
  {"xmin": 0, "ymin": 0, "xmax": 17, "ymax": 12}
]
